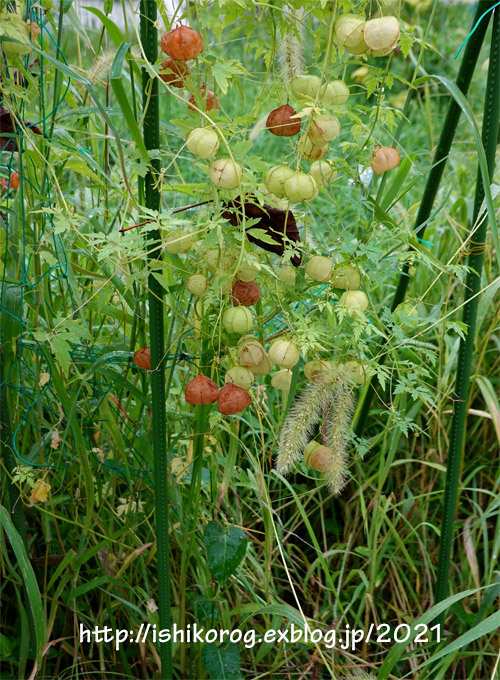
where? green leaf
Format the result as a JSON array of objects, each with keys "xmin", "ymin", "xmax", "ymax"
[
  {"xmin": 202, "ymin": 643, "xmax": 242, "ymax": 680},
  {"xmin": 0, "ymin": 505, "xmax": 45, "ymax": 668},
  {"xmin": 203, "ymin": 521, "xmax": 247, "ymax": 585}
]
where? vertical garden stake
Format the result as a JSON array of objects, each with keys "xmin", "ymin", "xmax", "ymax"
[
  {"xmin": 139, "ymin": 2, "xmax": 172, "ymax": 676},
  {"xmin": 354, "ymin": 0, "xmax": 495, "ymax": 437},
  {"xmin": 435, "ymin": 6, "xmax": 500, "ymax": 616}
]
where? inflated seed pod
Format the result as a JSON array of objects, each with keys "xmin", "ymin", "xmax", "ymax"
[
  {"xmin": 265, "ymin": 165, "xmax": 295, "ymax": 199},
  {"xmin": 222, "ymin": 306, "xmax": 253, "ymax": 334},
  {"xmin": 303, "ymin": 440, "xmax": 333, "ymax": 472},
  {"xmin": 133, "ymin": 347, "xmax": 151, "ymax": 370},
  {"xmin": 308, "ymin": 114, "xmax": 341, "ymax": 146},
  {"xmin": 303, "ymin": 359, "xmax": 337, "ymax": 383},
  {"xmin": 291, "ymin": 74, "xmax": 321, "ymax": 100},
  {"xmin": 297, "ymin": 134, "xmax": 328, "ymax": 161},
  {"xmin": 283, "ymin": 172, "xmax": 317, "ymax": 202},
  {"xmin": 185, "ymin": 374, "xmax": 219, "ymax": 405},
  {"xmin": 266, "ymin": 104, "xmax": 301, "ymax": 137},
  {"xmin": 225, "ymin": 366, "xmax": 255, "ymax": 390},
  {"xmin": 305, "ymin": 255, "xmax": 333, "ymax": 282},
  {"xmin": 321, "ymin": 80, "xmax": 350, "ymax": 105},
  {"xmin": 370, "ymin": 146, "xmax": 400, "ymax": 174},
  {"xmin": 217, "ymin": 383, "xmax": 251, "ymax": 415},
  {"xmin": 278, "ymin": 267, "xmax": 296, "ymax": 285},
  {"xmin": 343, "ymin": 360, "xmax": 369, "ymax": 385},
  {"xmin": 237, "ymin": 338, "xmax": 266, "ymax": 368},
  {"xmin": 209, "ymin": 158, "xmax": 243, "ymax": 190},
  {"xmin": 187, "ymin": 87, "xmax": 219, "ymax": 112},
  {"xmin": 334, "ymin": 13, "xmax": 368, "ymax": 55},
  {"xmin": 268, "ymin": 339, "xmax": 300, "ymax": 368},
  {"xmin": 231, "ymin": 280, "xmax": 261, "ymax": 307},
  {"xmin": 160, "ymin": 58, "xmax": 190, "ymax": 87},
  {"xmin": 186, "ymin": 127, "xmax": 219, "ymax": 158},
  {"xmin": 186, "ymin": 273, "xmax": 210, "ymax": 297},
  {"xmin": 161, "ymin": 25, "xmax": 204, "ymax": 60},
  {"xmin": 330, "ymin": 263, "xmax": 361, "ymax": 290},
  {"xmin": 249, "ymin": 353, "xmax": 272, "ymax": 376},
  {"xmin": 271, "ymin": 369, "xmax": 292, "ymax": 392},
  {"xmin": 165, "ymin": 230, "xmax": 194, "ymax": 254},
  {"xmin": 309, "ymin": 160, "xmax": 337, "ymax": 186},
  {"xmin": 236, "ymin": 263, "xmax": 259, "ymax": 282},
  {"xmin": 340, "ymin": 290, "xmax": 369, "ymax": 315},
  {"xmin": 363, "ymin": 17, "xmax": 400, "ymax": 57}
]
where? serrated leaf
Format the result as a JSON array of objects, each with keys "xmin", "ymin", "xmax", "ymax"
[
  {"xmin": 202, "ymin": 643, "xmax": 241, "ymax": 680},
  {"xmin": 203, "ymin": 521, "xmax": 247, "ymax": 585}
]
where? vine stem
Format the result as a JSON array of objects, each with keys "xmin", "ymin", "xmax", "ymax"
[
  {"xmin": 435, "ymin": 6, "xmax": 500, "ymax": 619},
  {"xmin": 353, "ymin": 0, "xmax": 495, "ymax": 437},
  {"xmin": 139, "ymin": 1, "xmax": 172, "ymax": 676}
]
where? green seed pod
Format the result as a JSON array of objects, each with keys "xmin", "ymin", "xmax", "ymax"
[
  {"xmin": 268, "ymin": 339, "xmax": 300, "ymax": 369},
  {"xmin": 297, "ymin": 134, "xmax": 329, "ymax": 161},
  {"xmin": 309, "ymin": 160, "xmax": 337, "ymax": 186},
  {"xmin": 321, "ymin": 80, "xmax": 350, "ymax": 106},
  {"xmin": 265, "ymin": 164, "xmax": 295, "ymax": 199},
  {"xmin": 250, "ymin": 353, "xmax": 272, "ymax": 375},
  {"xmin": 236, "ymin": 263, "xmax": 259, "ymax": 282},
  {"xmin": 308, "ymin": 114, "xmax": 340, "ymax": 146},
  {"xmin": 340, "ymin": 290, "xmax": 369, "ymax": 315},
  {"xmin": 278, "ymin": 267, "xmax": 296, "ymax": 285},
  {"xmin": 283, "ymin": 172, "xmax": 318, "ymax": 202},
  {"xmin": 271, "ymin": 369, "xmax": 292, "ymax": 392},
  {"xmin": 303, "ymin": 440, "xmax": 333, "ymax": 472},
  {"xmin": 291, "ymin": 74, "xmax": 321, "ymax": 100},
  {"xmin": 330, "ymin": 263, "xmax": 361, "ymax": 290},
  {"xmin": 222, "ymin": 306, "xmax": 253, "ymax": 334},
  {"xmin": 343, "ymin": 360, "xmax": 369, "ymax": 385},
  {"xmin": 186, "ymin": 273, "xmax": 210, "ymax": 296},
  {"xmin": 0, "ymin": 14, "xmax": 30, "ymax": 60},
  {"xmin": 305, "ymin": 255, "xmax": 333, "ymax": 282},
  {"xmin": 186, "ymin": 127, "xmax": 219, "ymax": 158},
  {"xmin": 165, "ymin": 229, "xmax": 194, "ymax": 254},
  {"xmin": 209, "ymin": 158, "xmax": 243, "ymax": 190},
  {"xmin": 225, "ymin": 365, "xmax": 255, "ymax": 390},
  {"xmin": 206, "ymin": 248, "xmax": 235, "ymax": 272}
]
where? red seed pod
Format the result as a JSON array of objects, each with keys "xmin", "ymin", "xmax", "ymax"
[
  {"xmin": 133, "ymin": 347, "xmax": 151, "ymax": 370},
  {"xmin": 217, "ymin": 383, "xmax": 251, "ymax": 415},
  {"xmin": 161, "ymin": 25, "xmax": 203, "ymax": 61},
  {"xmin": 266, "ymin": 104, "xmax": 301, "ymax": 137},
  {"xmin": 185, "ymin": 374, "xmax": 219, "ymax": 405},
  {"xmin": 231, "ymin": 280, "xmax": 261, "ymax": 307},
  {"xmin": 9, "ymin": 172, "xmax": 20, "ymax": 190},
  {"xmin": 188, "ymin": 87, "xmax": 220, "ymax": 112},
  {"xmin": 160, "ymin": 58, "xmax": 190, "ymax": 87}
]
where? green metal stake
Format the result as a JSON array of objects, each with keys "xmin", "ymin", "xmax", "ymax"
[
  {"xmin": 435, "ymin": 6, "xmax": 500, "ymax": 615},
  {"xmin": 139, "ymin": 1, "xmax": 172, "ymax": 676},
  {"xmin": 353, "ymin": 0, "xmax": 495, "ymax": 437}
]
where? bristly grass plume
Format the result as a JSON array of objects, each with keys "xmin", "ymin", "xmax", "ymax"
[
  {"xmin": 277, "ymin": 10, "xmax": 304, "ymax": 84},
  {"xmin": 276, "ymin": 367, "xmax": 355, "ymax": 495}
]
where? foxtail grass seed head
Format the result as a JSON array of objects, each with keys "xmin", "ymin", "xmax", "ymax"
[{"xmin": 278, "ymin": 24, "xmax": 304, "ymax": 84}]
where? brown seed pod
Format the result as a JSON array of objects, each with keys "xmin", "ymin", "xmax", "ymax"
[
  {"xmin": 133, "ymin": 347, "xmax": 151, "ymax": 370},
  {"xmin": 231, "ymin": 280, "xmax": 261, "ymax": 307},
  {"xmin": 266, "ymin": 104, "xmax": 301, "ymax": 137},
  {"xmin": 188, "ymin": 87, "xmax": 220, "ymax": 112},
  {"xmin": 185, "ymin": 374, "xmax": 219, "ymax": 405},
  {"xmin": 217, "ymin": 383, "xmax": 251, "ymax": 415},
  {"xmin": 160, "ymin": 58, "xmax": 190, "ymax": 87},
  {"xmin": 161, "ymin": 25, "xmax": 204, "ymax": 61}
]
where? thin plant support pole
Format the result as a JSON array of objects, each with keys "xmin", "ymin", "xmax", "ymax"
[
  {"xmin": 139, "ymin": 1, "xmax": 172, "ymax": 677},
  {"xmin": 435, "ymin": 7, "xmax": 500, "ymax": 615},
  {"xmin": 353, "ymin": 0, "xmax": 495, "ymax": 437}
]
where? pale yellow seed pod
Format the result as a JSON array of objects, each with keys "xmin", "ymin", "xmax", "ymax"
[
  {"xmin": 268, "ymin": 339, "xmax": 300, "ymax": 369},
  {"xmin": 165, "ymin": 230, "xmax": 194, "ymax": 254},
  {"xmin": 209, "ymin": 158, "xmax": 243, "ymax": 190},
  {"xmin": 309, "ymin": 160, "xmax": 337, "ymax": 186},
  {"xmin": 297, "ymin": 133, "xmax": 329, "ymax": 161},
  {"xmin": 303, "ymin": 440, "xmax": 333, "ymax": 472},
  {"xmin": 308, "ymin": 114, "xmax": 340, "ymax": 146},
  {"xmin": 271, "ymin": 369, "xmax": 292, "ymax": 392},
  {"xmin": 225, "ymin": 365, "xmax": 255, "ymax": 390},
  {"xmin": 305, "ymin": 255, "xmax": 333, "ymax": 282},
  {"xmin": 321, "ymin": 80, "xmax": 350, "ymax": 106},
  {"xmin": 363, "ymin": 16, "xmax": 400, "ymax": 56}
]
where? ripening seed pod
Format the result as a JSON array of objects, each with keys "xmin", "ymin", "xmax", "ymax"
[
  {"xmin": 278, "ymin": 267, "xmax": 296, "ymax": 285},
  {"xmin": 185, "ymin": 374, "xmax": 219, "ymax": 405},
  {"xmin": 309, "ymin": 160, "xmax": 337, "ymax": 185},
  {"xmin": 303, "ymin": 440, "xmax": 333, "ymax": 472},
  {"xmin": 266, "ymin": 104, "xmax": 301, "ymax": 137},
  {"xmin": 334, "ymin": 14, "xmax": 368, "ymax": 55},
  {"xmin": 265, "ymin": 165, "xmax": 295, "ymax": 199},
  {"xmin": 271, "ymin": 369, "xmax": 292, "ymax": 392},
  {"xmin": 308, "ymin": 114, "xmax": 340, "ymax": 146},
  {"xmin": 291, "ymin": 74, "xmax": 321, "ymax": 100},
  {"xmin": 222, "ymin": 306, "xmax": 253, "ymax": 334},
  {"xmin": 217, "ymin": 383, "xmax": 251, "ymax": 415},
  {"xmin": 236, "ymin": 263, "xmax": 259, "ymax": 282},
  {"xmin": 165, "ymin": 230, "xmax": 194, "ymax": 254},
  {"xmin": 321, "ymin": 80, "xmax": 350, "ymax": 105},
  {"xmin": 209, "ymin": 158, "xmax": 243, "ymax": 190},
  {"xmin": 161, "ymin": 25, "xmax": 204, "ymax": 60},
  {"xmin": 249, "ymin": 353, "xmax": 272, "ymax": 376},
  {"xmin": 133, "ymin": 347, "xmax": 151, "ymax": 370},
  {"xmin": 186, "ymin": 127, "xmax": 219, "ymax": 158},
  {"xmin": 237, "ymin": 338, "xmax": 266, "ymax": 368},
  {"xmin": 370, "ymin": 146, "xmax": 400, "ymax": 175},
  {"xmin": 160, "ymin": 58, "xmax": 190, "ymax": 87},
  {"xmin": 330, "ymin": 263, "xmax": 361, "ymax": 290},
  {"xmin": 340, "ymin": 290, "xmax": 369, "ymax": 315},
  {"xmin": 363, "ymin": 17, "xmax": 400, "ymax": 57},
  {"xmin": 187, "ymin": 87, "xmax": 219, "ymax": 112},
  {"xmin": 305, "ymin": 255, "xmax": 333, "ymax": 282},
  {"xmin": 297, "ymin": 134, "xmax": 328, "ymax": 162},
  {"xmin": 283, "ymin": 172, "xmax": 317, "ymax": 202},
  {"xmin": 303, "ymin": 359, "xmax": 337, "ymax": 383},
  {"xmin": 186, "ymin": 273, "xmax": 210, "ymax": 297},
  {"xmin": 268, "ymin": 339, "xmax": 300, "ymax": 369},
  {"xmin": 225, "ymin": 366, "xmax": 255, "ymax": 390},
  {"xmin": 231, "ymin": 280, "xmax": 261, "ymax": 306}
]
